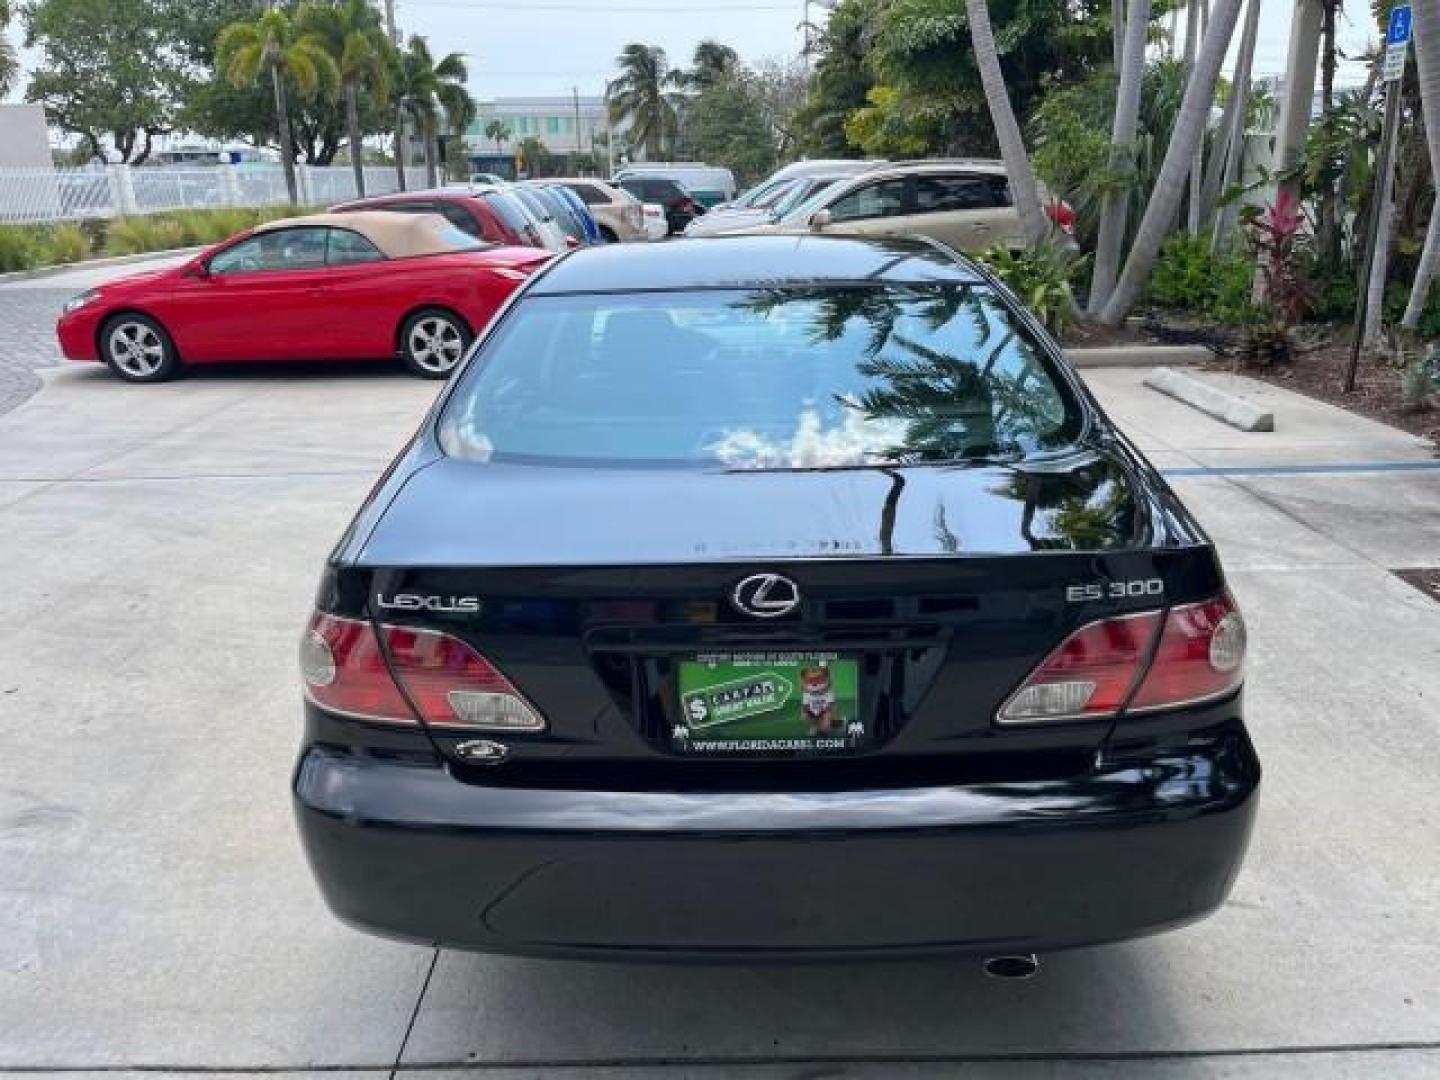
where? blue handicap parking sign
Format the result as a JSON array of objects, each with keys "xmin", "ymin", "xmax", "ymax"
[{"xmin": 1387, "ymin": 5, "xmax": 1412, "ymax": 46}]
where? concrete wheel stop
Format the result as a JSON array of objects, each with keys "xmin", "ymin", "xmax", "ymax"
[{"xmin": 1143, "ymin": 367, "xmax": 1275, "ymax": 432}]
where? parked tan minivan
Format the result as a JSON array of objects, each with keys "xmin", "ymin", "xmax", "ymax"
[
  {"xmin": 719, "ymin": 160, "xmax": 1074, "ymax": 253},
  {"xmin": 546, "ymin": 178, "xmax": 647, "ymax": 243}
]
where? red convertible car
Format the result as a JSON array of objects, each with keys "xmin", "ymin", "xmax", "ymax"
[{"xmin": 56, "ymin": 211, "xmax": 552, "ymax": 382}]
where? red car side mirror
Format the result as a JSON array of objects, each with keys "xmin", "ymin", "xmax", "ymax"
[{"xmin": 565, "ymin": 235, "xmax": 581, "ymax": 250}]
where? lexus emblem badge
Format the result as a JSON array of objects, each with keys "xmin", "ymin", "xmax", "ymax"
[{"xmin": 731, "ymin": 573, "xmax": 801, "ymax": 618}]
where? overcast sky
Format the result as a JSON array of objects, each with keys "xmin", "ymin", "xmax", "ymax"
[{"xmin": 3, "ymin": 0, "xmax": 1387, "ymax": 108}]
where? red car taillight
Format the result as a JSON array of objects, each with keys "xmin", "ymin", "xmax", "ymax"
[
  {"xmin": 998, "ymin": 595, "xmax": 1244, "ymax": 724},
  {"xmin": 1045, "ymin": 199, "xmax": 1076, "ymax": 235},
  {"xmin": 1129, "ymin": 597, "xmax": 1247, "ymax": 711},
  {"xmin": 300, "ymin": 613, "xmax": 545, "ymax": 732}
]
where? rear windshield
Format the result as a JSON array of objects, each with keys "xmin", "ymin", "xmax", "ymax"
[{"xmin": 438, "ymin": 285, "xmax": 1080, "ymax": 469}]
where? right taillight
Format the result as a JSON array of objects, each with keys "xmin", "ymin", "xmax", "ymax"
[
  {"xmin": 1128, "ymin": 596, "xmax": 1246, "ymax": 712},
  {"xmin": 300, "ymin": 612, "xmax": 546, "ymax": 732},
  {"xmin": 998, "ymin": 594, "xmax": 1244, "ymax": 725}
]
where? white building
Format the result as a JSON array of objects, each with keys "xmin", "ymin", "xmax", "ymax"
[
  {"xmin": 464, "ymin": 95, "xmax": 633, "ymax": 176},
  {"xmin": 0, "ymin": 105, "xmax": 54, "ymax": 168}
]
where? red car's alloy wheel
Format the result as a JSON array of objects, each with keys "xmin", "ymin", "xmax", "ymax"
[
  {"xmin": 103, "ymin": 315, "xmax": 179, "ymax": 383},
  {"xmin": 401, "ymin": 310, "xmax": 472, "ymax": 379}
]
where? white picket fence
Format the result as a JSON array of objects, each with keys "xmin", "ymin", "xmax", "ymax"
[{"xmin": 0, "ymin": 163, "xmax": 435, "ymax": 224}]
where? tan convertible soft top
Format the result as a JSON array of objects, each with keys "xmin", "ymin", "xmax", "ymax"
[{"xmin": 253, "ymin": 210, "xmax": 487, "ymax": 258}]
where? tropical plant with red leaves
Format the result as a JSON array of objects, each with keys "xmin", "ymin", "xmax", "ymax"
[{"xmin": 1245, "ymin": 189, "xmax": 1314, "ymax": 328}]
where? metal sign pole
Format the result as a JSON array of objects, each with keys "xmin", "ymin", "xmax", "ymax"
[{"xmin": 1345, "ymin": 4, "xmax": 1411, "ymax": 392}]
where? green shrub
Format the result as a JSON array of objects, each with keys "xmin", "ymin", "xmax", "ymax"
[
  {"xmin": 979, "ymin": 242, "xmax": 1088, "ymax": 335},
  {"xmin": 0, "ymin": 225, "xmax": 41, "ymax": 272},
  {"xmin": 4, "ymin": 206, "xmax": 322, "ymax": 269},
  {"xmin": 1381, "ymin": 280, "xmax": 1440, "ymax": 339},
  {"xmin": 104, "ymin": 215, "xmax": 187, "ymax": 256},
  {"xmin": 1145, "ymin": 234, "xmax": 1257, "ymax": 324},
  {"xmin": 1308, "ymin": 265, "xmax": 1359, "ymax": 323},
  {"xmin": 41, "ymin": 223, "xmax": 94, "ymax": 265}
]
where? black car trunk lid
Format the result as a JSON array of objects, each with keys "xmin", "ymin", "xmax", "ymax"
[{"xmin": 336, "ymin": 446, "xmax": 1218, "ymax": 779}]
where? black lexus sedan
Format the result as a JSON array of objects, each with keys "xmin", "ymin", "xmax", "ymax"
[{"xmin": 294, "ymin": 235, "xmax": 1260, "ymax": 962}]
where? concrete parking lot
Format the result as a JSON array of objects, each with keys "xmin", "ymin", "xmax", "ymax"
[{"xmin": 3, "ymin": 262, "xmax": 1440, "ymax": 1078}]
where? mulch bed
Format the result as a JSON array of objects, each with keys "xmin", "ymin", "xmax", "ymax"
[{"xmin": 1060, "ymin": 320, "xmax": 1158, "ymax": 348}]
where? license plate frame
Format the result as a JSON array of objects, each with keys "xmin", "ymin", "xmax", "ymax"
[{"xmin": 672, "ymin": 650, "xmax": 866, "ymax": 755}]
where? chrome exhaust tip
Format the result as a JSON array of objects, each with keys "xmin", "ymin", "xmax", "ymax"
[{"xmin": 982, "ymin": 953, "xmax": 1039, "ymax": 980}]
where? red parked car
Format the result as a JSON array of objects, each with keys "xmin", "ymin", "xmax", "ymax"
[
  {"xmin": 56, "ymin": 212, "xmax": 551, "ymax": 382},
  {"xmin": 330, "ymin": 188, "xmax": 552, "ymax": 250}
]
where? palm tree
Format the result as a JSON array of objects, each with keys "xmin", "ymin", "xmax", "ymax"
[
  {"xmin": 395, "ymin": 36, "xmax": 473, "ymax": 188},
  {"xmin": 607, "ymin": 43, "xmax": 679, "ymax": 161},
  {"xmin": 1403, "ymin": 1, "xmax": 1440, "ymax": 328},
  {"xmin": 686, "ymin": 39, "xmax": 739, "ymax": 89},
  {"xmin": 1088, "ymin": 0, "xmax": 1153, "ymax": 314},
  {"xmin": 217, "ymin": 9, "xmax": 338, "ymax": 205},
  {"xmin": 962, "ymin": 0, "xmax": 1050, "ymax": 246},
  {"xmin": 0, "ymin": 0, "xmax": 18, "ymax": 100},
  {"xmin": 1098, "ymin": 0, "xmax": 1244, "ymax": 325},
  {"xmin": 297, "ymin": 0, "xmax": 392, "ymax": 199},
  {"xmin": 484, "ymin": 118, "xmax": 512, "ymax": 157},
  {"xmin": 1204, "ymin": 0, "xmax": 1261, "ymax": 250},
  {"xmin": 1182, "ymin": 0, "xmax": 1203, "ymax": 234}
]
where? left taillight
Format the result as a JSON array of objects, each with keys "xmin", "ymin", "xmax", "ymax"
[
  {"xmin": 998, "ymin": 594, "xmax": 1245, "ymax": 725},
  {"xmin": 300, "ymin": 612, "xmax": 545, "ymax": 732}
]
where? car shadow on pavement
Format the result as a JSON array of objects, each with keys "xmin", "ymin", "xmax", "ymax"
[
  {"xmin": 172, "ymin": 359, "xmax": 421, "ymax": 383},
  {"xmin": 415, "ymin": 942, "xmax": 1177, "ymax": 1064},
  {"xmin": 56, "ymin": 358, "xmax": 422, "ymax": 386}
]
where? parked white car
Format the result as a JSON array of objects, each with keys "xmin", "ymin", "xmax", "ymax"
[
  {"xmin": 714, "ymin": 159, "xmax": 883, "ymax": 213},
  {"xmin": 684, "ymin": 174, "xmax": 852, "ymax": 238},
  {"xmin": 641, "ymin": 202, "xmax": 669, "ymax": 241}
]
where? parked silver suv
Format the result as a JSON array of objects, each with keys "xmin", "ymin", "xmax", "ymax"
[{"xmin": 720, "ymin": 160, "xmax": 1074, "ymax": 253}]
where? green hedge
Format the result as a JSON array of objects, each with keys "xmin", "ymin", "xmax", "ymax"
[
  {"xmin": 0, "ymin": 206, "xmax": 320, "ymax": 273},
  {"xmin": 1144, "ymin": 234, "xmax": 1258, "ymax": 324}
]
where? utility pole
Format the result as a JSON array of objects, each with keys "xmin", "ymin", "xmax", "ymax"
[
  {"xmin": 573, "ymin": 86, "xmax": 583, "ymax": 162},
  {"xmin": 385, "ymin": 0, "xmax": 402, "ymax": 187},
  {"xmin": 1346, "ymin": 3, "xmax": 1412, "ymax": 391}
]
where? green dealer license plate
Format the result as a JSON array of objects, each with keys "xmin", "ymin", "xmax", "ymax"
[{"xmin": 673, "ymin": 652, "xmax": 865, "ymax": 755}]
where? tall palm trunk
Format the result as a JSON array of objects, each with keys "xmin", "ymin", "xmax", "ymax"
[
  {"xmin": 1088, "ymin": 0, "xmax": 1153, "ymax": 314},
  {"xmin": 394, "ymin": 105, "xmax": 408, "ymax": 191},
  {"xmin": 271, "ymin": 64, "xmax": 299, "ymax": 205},
  {"xmin": 964, "ymin": 0, "xmax": 1049, "ymax": 245},
  {"xmin": 1099, "ymin": 0, "xmax": 1244, "ymax": 325},
  {"xmin": 1403, "ymin": 0, "xmax": 1440, "ymax": 327},
  {"xmin": 424, "ymin": 118, "xmax": 439, "ymax": 188},
  {"xmin": 1363, "ymin": 120, "xmax": 1397, "ymax": 346},
  {"xmin": 1203, "ymin": 0, "xmax": 1261, "ymax": 249},
  {"xmin": 1316, "ymin": 0, "xmax": 1341, "ymax": 265},
  {"xmin": 1180, "ymin": 0, "xmax": 1203, "ymax": 234},
  {"xmin": 1111, "ymin": 0, "xmax": 1125, "ymax": 67},
  {"xmin": 345, "ymin": 83, "xmax": 366, "ymax": 197}
]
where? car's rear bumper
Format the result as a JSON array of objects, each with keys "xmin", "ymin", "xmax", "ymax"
[{"xmin": 294, "ymin": 724, "xmax": 1259, "ymax": 961}]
